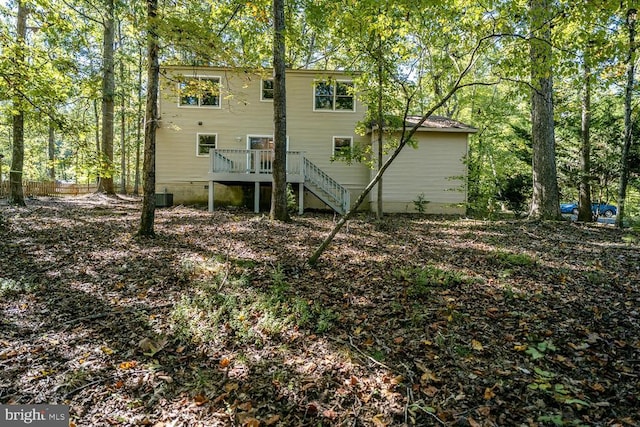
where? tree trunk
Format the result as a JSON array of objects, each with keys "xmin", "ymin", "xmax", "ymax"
[
  {"xmin": 98, "ymin": 0, "xmax": 115, "ymax": 195},
  {"xmin": 133, "ymin": 46, "xmax": 143, "ymax": 196},
  {"xmin": 10, "ymin": 112, "xmax": 25, "ymax": 206},
  {"xmin": 578, "ymin": 44, "xmax": 593, "ymax": 222},
  {"xmin": 9, "ymin": 1, "xmax": 27, "ymax": 206},
  {"xmin": 616, "ymin": 8, "xmax": 637, "ymax": 228},
  {"xmin": 94, "ymin": 99, "xmax": 100, "ymax": 157},
  {"xmin": 138, "ymin": 0, "xmax": 159, "ymax": 237},
  {"xmin": 120, "ymin": 93, "xmax": 127, "ymax": 194},
  {"xmin": 376, "ymin": 50, "xmax": 384, "ymax": 219},
  {"xmin": 119, "ymin": 31, "xmax": 127, "ymax": 194},
  {"xmin": 270, "ymin": 0, "xmax": 290, "ymax": 221},
  {"xmin": 48, "ymin": 121, "xmax": 55, "ymax": 181},
  {"xmin": 528, "ymin": 0, "xmax": 561, "ymax": 220}
]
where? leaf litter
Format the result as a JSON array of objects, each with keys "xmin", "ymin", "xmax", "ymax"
[{"xmin": 0, "ymin": 195, "xmax": 639, "ymax": 426}]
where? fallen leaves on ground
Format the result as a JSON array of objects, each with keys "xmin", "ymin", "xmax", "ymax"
[{"xmin": 1, "ymin": 195, "xmax": 639, "ymax": 426}]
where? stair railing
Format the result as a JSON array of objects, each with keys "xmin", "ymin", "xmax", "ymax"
[{"xmin": 303, "ymin": 158, "xmax": 350, "ymax": 214}]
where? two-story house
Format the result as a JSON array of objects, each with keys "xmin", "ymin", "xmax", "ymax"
[{"xmin": 156, "ymin": 66, "xmax": 476, "ymax": 214}]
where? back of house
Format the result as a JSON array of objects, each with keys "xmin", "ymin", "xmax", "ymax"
[{"xmin": 156, "ymin": 66, "xmax": 475, "ymax": 214}]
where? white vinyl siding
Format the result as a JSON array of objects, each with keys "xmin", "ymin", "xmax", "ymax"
[
  {"xmin": 370, "ymin": 132, "xmax": 468, "ymax": 212},
  {"xmin": 157, "ymin": 68, "xmax": 368, "ymax": 188}
]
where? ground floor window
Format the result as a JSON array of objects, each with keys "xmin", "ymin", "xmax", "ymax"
[
  {"xmin": 197, "ymin": 133, "xmax": 217, "ymax": 156},
  {"xmin": 332, "ymin": 136, "xmax": 353, "ymax": 156}
]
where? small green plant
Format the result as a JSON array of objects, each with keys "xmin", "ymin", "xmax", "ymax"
[
  {"xmin": 270, "ymin": 264, "xmax": 290, "ymax": 302},
  {"xmin": 526, "ymin": 340, "xmax": 557, "ymax": 360},
  {"xmin": 413, "ymin": 193, "xmax": 429, "ymax": 213},
  {"xmin": 454, "ymin": 345, "xmax": 472, "ymax": 357},
  {"xmin": 502, "ymin": 285, "xmax": 526, "ymax": 300},
  {"xmin": 395, "ymin": 265, "xmax": 469, "ymax": 297},
  {"xmin": 537, "ymin": 414, "xmax": 565, "ymax": 426},
  {"xmin": 178, "ymin": 255, "xmax": 227, "ymax": 284},
  {"xmin": 529, "ymin": 367, "xmax": 590, "ymax": 412},
  {"xmin": 292, "ymin": 298, "xmax": 312, "ymax": 327},
  {"xmin": 370, "ymin": 349, "xmax": 386, "ymax": 362},
  {"xmin": 0, "ymin": 277, "xmax": 38, "ymax": 297},
  {"xmin": 315, "ymin": 306, "xmax": 337, "ymax": 333},
  {"xmin": 407, "ymin": 400, "xmax": 437, "ymax": 424},
  {"xmin": 286, "ymin": 184, "xmax": 297, "ymax": 213},
  {"xmin": 64, "ymin": 368, "xmax": 92, "ymax": 390},
  {"xmin": 434, "ymin": 332, "xmax": 447, "ymax": 348},
  {"xmin": 186, "ymin": 366, "xmax": 220, "ymax": 395},
  {"xmin": 492, "ymin": 250, "xmax": 536, "ymax": 267}
]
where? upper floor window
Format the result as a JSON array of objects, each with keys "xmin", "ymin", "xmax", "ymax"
[
  {"xmin": 179, "ymin": 76, "xmax": 221, "ymax": 108},
  {"xmin": 197, "ymin": 133, "xmax": 217, "ymax": 156},
  {"xmin": 314, "ymin": 80, "xmax": 355, "ymax": 112},
  {"xmin": 261, "ymin": 79, "xmax": 274, "ymax": 101}
]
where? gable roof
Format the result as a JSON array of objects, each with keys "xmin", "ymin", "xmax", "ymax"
[
  {"xmin": 405, "ymin": 115, "xmax": 477, "ymax": 133},
  {"xmin": 368, "ymin": 115, "xmax": 477, "ymax": 134}
]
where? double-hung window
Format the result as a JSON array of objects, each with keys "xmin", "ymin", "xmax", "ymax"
[
  {"xmin": 261, "ymin": 79, "xmax": 274, "ymax": 101},
  {"xmin": 333, "ymin": 136, "xmax": 353, "ymax": 156},
  {"xmin": 314, "ymin": 80, "xmax": 355, "ymax": 111},
  {"xmin": 197, "ymin": 133, "xmax": 217, "ymax": 156},
  {"xmin": 179, "ymin": 76, "xmax": 221, "ymax": 108}
]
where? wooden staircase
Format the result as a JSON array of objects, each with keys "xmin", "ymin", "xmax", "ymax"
[
  {"xmin": 208, "ymin": 149, "xmax": 350, "ymax": 215},
  {"xmin": 302, "ymin": 158, "xmax": 350, "ymax": 215}
]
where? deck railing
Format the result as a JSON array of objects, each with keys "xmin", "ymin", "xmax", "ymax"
[
  {"xmin": 210, "ymin": 149, "xmax": 304, "ymax": 175},
  {"xmin": 209, "ymin": 149, "xmax": 350, "ymax": 214}
]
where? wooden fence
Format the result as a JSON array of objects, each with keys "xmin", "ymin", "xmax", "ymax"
[{"xmin": 0, "ymin": 181, "xmax": 99, "ymax": 197}]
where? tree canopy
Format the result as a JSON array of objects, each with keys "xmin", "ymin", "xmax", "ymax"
[{"xmin": 0, "ymin": 0, "xmax": 637, "ymax": 224}]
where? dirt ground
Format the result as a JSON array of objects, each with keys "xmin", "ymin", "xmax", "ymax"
[{"xmin": 1, "ymin": 195, "xmax": 639, "ymax": 426}]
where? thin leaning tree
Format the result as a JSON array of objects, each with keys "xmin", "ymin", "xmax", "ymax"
[{"xmin": 309, "ymin": 33, "xmax": 498, "ymax": 265}]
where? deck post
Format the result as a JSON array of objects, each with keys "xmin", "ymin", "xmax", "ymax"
[
  {"xmin": 254, "ymin": 181, "xmax": 260, "ymax": 213},
  {"xmin": 208, "ymin": 181, "xmax": 214, "ymax": 212},
  {"xmin": 298, "ymin": 182, "xmax": 304, "ymax": 215}
]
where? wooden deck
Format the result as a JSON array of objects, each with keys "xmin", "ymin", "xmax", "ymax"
[
  {"xmin": 207, "ymin": 149, "xmax": 350, "ymax": 215},
  {"xmin": 208, "ymin": 149, "xmax": 304, "ymax": 183}
]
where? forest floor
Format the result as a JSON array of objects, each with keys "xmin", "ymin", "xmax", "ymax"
[{"xmin": 1, "ymin": 194, "xmax": 639, "ymax": 427}]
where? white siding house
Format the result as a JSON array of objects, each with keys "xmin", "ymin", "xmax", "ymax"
[{"xmin": 156, "ymin": 66, "xmax": 476, "ymax": 214}]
